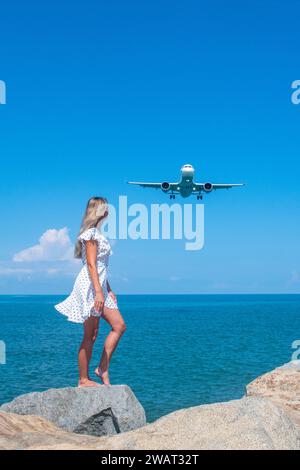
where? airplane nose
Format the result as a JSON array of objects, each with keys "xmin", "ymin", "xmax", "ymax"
[{"xmin": 181, "ymin": 165, "xmax": 195, "ymax": 173}]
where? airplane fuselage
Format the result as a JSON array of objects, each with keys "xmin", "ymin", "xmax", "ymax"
[
  {"xmin": 178, "ymin": 175, "xmax": 195, "ymax": 197},
  {"xmin": 177, "ymin": 165, "xmax": 195, "ymax": 197}
]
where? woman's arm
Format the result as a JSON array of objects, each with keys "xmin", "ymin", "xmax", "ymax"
[
  {"xmin": 85, "ymin": 240, "xmax": 104, "ymax": 313},
  {"xmin": 106, "ymin": 280, "xmax": 117, "ymax": 303}
]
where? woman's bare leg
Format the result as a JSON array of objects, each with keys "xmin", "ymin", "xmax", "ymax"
[
  {"xmin": 78, "ymin": 316, "xmax": 99, "ymax": 387},
  {"xmin": 95, "ymin": 307, "xmax": 126, "ymax": 385}
]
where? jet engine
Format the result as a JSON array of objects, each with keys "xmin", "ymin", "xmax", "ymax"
[
  {"xmin": 203, "ymin": 182, "xmax": 213, "ymax": 192},
  {"xmin": 161, "ymin": 182, "xmax": 170, "ymax": 191}
]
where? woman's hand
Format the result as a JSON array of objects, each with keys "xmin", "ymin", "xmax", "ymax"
[{"xmin": 94, "ymin": 290, "xmax": 105, "ymax": 313}]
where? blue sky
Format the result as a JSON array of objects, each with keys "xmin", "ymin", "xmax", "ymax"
[{"xmin": 0, "ymin": 0, "xmax": 299, "ymax": 294}]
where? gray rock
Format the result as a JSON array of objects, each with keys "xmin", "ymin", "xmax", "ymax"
[
  {"xmin": 1, "ymin": 396, "xmax": 299, "ymax": 450},
  {"xmin": 0, "ymin": 385, "xmax": 146, "ymax": 437},
  {"xmin": 73, "ymin": 408, "xmax": 119, "ymax": 436}
]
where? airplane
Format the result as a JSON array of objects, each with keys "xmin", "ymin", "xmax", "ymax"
[{"xmin": 127, "ymin": 164, "xmax": 245, "ymax": 199}]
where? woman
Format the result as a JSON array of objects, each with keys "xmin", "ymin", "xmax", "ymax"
[{"xmin": 55, "ymin": 197, "xmax": 126, "ymax": 387}]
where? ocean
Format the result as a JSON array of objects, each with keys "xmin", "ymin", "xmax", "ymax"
[{"xmin": 0, "ymin": 294, "xmax": 299, "ymax": 423}]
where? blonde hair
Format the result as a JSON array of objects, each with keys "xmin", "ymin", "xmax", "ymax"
[{"xmin": 74, "ymin": 197, "xmax": 108, "ymax": 259}]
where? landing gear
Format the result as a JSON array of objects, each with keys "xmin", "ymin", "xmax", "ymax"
[
  {"xmin": 170, "ymin": 194, "xmax": 175, "ymax": 199},
  {"xmin": 197, "ymin": 195, "xmax": 203, "ymax": 200}
]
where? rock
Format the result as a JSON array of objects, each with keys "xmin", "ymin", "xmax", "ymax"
[
  {"xmin": 0, "ymin": 410, "xmax": 102, "ymax": 450},
  {"xmin": 2, "ymin": 362, "xmax": 300, "ymax": 450},
  {"xmin": 95, "ymin": 397, "xmax": 300, "ymax": 450},
  {"xmin": 246, "ymin": 361, "xmax": 300, "ymax": 427},
  {"xmin": 1, "ymin": 397, "xmax": 299, "ymax": 450},
  {"xmin": 0, "ymin": 385, "xmax": 146, "ymax": 437}
]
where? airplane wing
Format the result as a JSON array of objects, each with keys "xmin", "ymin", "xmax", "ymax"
[
  {"xmin": 127, "ymin": 181, "xmax": 180, "ymax": 192},
  {"xmin": 127, "ymin": 181, "xmax": 162, "ymax": 189},
  {"xmin": 194, "ymin": 183, "xmax": 245, "ymax": 191}
]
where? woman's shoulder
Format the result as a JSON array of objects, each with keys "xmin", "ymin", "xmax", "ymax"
[{"xmin": 78, "ymin": 227, "xmax": 102, "ymax": 242}]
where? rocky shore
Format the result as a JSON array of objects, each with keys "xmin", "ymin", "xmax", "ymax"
[{"xmin": 1, "ymin": 361, "xmax": 299, "ymax": 450}]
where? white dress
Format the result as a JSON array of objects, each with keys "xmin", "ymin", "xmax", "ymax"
[{"xmin": 54, "ymin": 227, "xmax": 118, "ymax": 323}]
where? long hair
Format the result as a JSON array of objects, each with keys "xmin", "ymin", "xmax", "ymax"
[{"xmin": 74, "ymin": 197, "xmax": 108, "ymax": 259}]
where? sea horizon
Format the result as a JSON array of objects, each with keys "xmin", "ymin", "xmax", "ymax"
[{"xmin": 1, "ymin": 293, "xmax": 299, "ymax": 297}]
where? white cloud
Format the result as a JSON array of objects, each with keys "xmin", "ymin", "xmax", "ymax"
[
  {"xmin": 46, "ymin": 268, "xmax": 61, "ymax": 276},
  {"xmin": 13, "ymin": 227, "xmax": 74, "ymax": 262},
  {"xmin": 0, "ymin": 267, "xmax": 33, "ymax": 276}
]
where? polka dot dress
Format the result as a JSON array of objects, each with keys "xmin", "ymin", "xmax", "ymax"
[{"xmin": 54, "ymin": 227, "xmax": 118, "ymax": 323}]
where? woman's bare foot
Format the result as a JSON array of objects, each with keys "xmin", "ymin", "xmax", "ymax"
[
  {"xmin": 95, "ymin": 366, "xmax": 110, "ymax": 385},
  {"xmin": 78, "ymin": 378, "xmax": 100, "ymax": 387}
]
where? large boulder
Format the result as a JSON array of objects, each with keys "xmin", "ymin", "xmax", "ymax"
[
  {"xmin": 1, "ymin": 397, "xmax": 299, "ymax": 450},
  {"xmin": 94, "ymin": 397, "xmax": 300, "ymax": 450},
  {"xmin": 0, "ymin": 385, "xmax": 146, "ymax": 437},
  {"xmin": 0, "ymin": 410, "xmax": 101, "ymax": 450},
  {"xmin": 246, "ymin": 361, "xmax": 300, "ymax": 427}
]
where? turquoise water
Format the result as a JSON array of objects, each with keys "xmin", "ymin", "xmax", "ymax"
[{"xmin": 0, "ymin": 294, "xmax": 299, "ymax": 423}]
